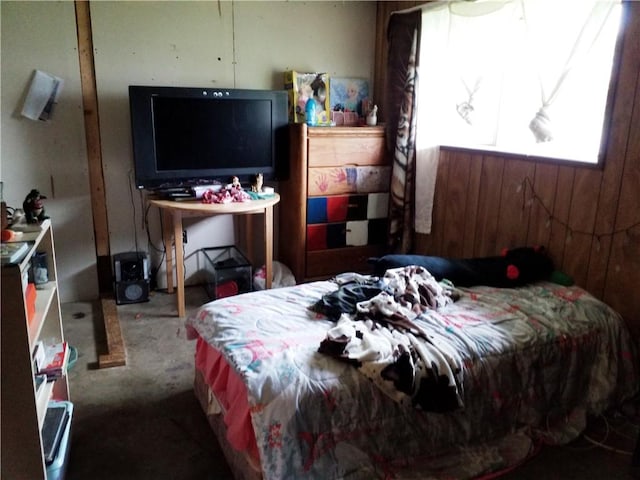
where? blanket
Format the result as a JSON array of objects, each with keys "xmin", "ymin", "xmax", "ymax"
[
  {"xmin": 187, "ymin": 277, "xmax": 639, "ymax": 479},
  {"xmin": 318, "ymin": 266, "xmax": 463, "ymax": 412}
]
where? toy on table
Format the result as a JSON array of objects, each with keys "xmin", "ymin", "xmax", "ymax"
[
  {"xmin": 251, "ymin": 173, "xmax": 264, "ymax": 193},
  {"xmin": 23, "ymin": 189, "xmax": 48, "ymax": 223}
]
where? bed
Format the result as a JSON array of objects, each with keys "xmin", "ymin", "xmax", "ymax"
[{"xmin": 185, "ymin": 263, "xmax": 639, "ymax": 480}]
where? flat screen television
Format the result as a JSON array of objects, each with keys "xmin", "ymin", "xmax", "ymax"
[{"xmin": 128, "ymin": 85, "xmax": 289, "ymax": 190}]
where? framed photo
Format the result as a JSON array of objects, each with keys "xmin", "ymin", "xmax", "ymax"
[{"xmin": 330, "ymin": 77, "xmax": 370, "ymax": 118}]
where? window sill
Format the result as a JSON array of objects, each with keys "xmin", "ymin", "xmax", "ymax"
[{"xmin": 438, "ymin": 144, "xmax": 604, "ymax": 170}]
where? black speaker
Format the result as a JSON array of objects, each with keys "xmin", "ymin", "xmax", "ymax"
[{"xmin": 113, "ymin": 252, "xmax": 150, "ymax": 305}]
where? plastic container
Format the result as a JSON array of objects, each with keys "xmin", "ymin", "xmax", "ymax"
[
  {"xmin": 201, "ymin": 246, "xmax": 252, "ymax": 300},
  {"xmin": 305, "ymin": 98, "xmax": 317, "ymax": 126},
  {"xmin": 67, "ymin": 345, "xmax": 78, "ymax": 370},
  {"xmin": 45, "ymin": 400, "xmax": 73, "ymax": 480}
]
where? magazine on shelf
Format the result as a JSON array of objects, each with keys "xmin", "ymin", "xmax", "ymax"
[
  {"xmin": 0, "ymin": 241, "xmax": 29, "ymax": 264},
  {"xmin": 39, "ymin": 342, "xmax": 69, "ymax": 380},
  {"xmin": 34, "ymin": 373, "xmax": 48, "ymax": 403},
  {"xmin": 33, "ymin": 341, "xmax": 46, "ymax": 371}
]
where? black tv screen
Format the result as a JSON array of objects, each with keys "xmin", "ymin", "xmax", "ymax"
[{"xmin": 129, "ymin": 86, "xmax": 288, "ymax": 190}]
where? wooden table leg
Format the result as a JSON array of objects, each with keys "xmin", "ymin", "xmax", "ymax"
[
  {"xmin": 162, "ymin": 209, "xmax": 174, "ymax": 294},
  {"xmin": 173, "ymin": 211, "xmax": 186, "ymax": 317},
  {"xmin": 243, "ymin": 214, "xmax": 253, "ymax": 266},
  {"xmin": 264, "ymin": 205, "xmax": 273, "ymax": 289}
]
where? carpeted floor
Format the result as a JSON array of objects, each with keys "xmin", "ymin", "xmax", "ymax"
[{"xmin": 62, "ymin": 286, "xmax": 640, "ymax": 480}]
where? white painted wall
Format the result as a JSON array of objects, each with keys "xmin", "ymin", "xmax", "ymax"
[
  {"xmin": 1, "ymin": 0, "xmax": 377, "ymax": 300},
  {"xmin": 1, "ymin": 1, "xmax": 99, "ymax": 302}
]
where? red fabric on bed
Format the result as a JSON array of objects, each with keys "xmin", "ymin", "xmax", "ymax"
[{"xmin": 195, "ymin": 336, "xmax": 259, "ymax": 460}]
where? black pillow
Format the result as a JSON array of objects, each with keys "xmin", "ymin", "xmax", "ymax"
[{"xmin": 369, "ymin": 246, "xmax": 554, "ymax": 288}]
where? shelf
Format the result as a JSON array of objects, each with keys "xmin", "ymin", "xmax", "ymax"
[
  {"xmin": 28, "ymin": 282, "xmax": 58, "ymax": 351},
  {"xmin": 1, "ymin": 219, "xmax": 66, "ymax": 480},
  {"xmin": 1, "ymin": 220, "xmax": 53, "ymax": 275}
]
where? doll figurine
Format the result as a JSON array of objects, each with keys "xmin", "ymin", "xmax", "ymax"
[
  {"xmin": 366, "ymin": 105, "xmax": 378, "ymax": 126},
  {"xmin": 23, "ymin": 189, "xmax": 48, "ymax": 223}
]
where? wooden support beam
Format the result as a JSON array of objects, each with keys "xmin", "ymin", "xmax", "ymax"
[
  {"xmin": 76, "ymin": 1, "xmax": 126, "ymax": 367},
  {"xmin": 98, "ymin": 297, "xmax": 126, "ymax": 368},
  {"xmin": 75, "ymin": 0, "xmax": 111, "ymax": 292}
]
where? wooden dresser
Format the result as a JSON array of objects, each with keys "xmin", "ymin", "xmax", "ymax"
[{"xmin": 278, "ymin": 123, "xmax": 390, "ymax": 283}]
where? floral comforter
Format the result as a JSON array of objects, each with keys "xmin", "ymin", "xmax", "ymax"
[{"xmin": 186, "ymin": 280, "xmax": 639, "ymax": 480}]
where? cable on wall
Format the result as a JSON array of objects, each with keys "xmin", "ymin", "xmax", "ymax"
[
  {"xmin": 519, "ymin": 176, "xmax": 640, "ymax": 249},
  {"xmin": 138, "ymin": 191, "xmax": 167, "ymax": 291},
  {"xmin": 128, "ymin": 169, "xmax": 141, "ymax": 253}
]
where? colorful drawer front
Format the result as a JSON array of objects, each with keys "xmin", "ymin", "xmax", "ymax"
[
  {"xmin": 307, "ymin": 193, "xmax": 388, "ymax": 224},
  {"xmin": 306, "ymin": 219, "xmax": 388, "ymax": 251},
  {"xmin": 308, "ymin": 166, "xmax": 391, "ymax": 196}
]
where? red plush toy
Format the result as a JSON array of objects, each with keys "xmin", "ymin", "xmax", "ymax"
[
  {"xmin": 501, "ymin": 245, "xmax": 545, "ymax": 282},
  {"xmin": 1, "ymin": 229, "xmax": 17, "ymax": 242}
]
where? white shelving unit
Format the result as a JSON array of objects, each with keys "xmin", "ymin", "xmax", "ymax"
[{"xmin": 1, "ymin": 219, "xmax": 69, "ymax": 479}]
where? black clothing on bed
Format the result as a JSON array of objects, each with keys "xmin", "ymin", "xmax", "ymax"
[{"xmin": 369, "ymin": 246, "xmax": 554, "ymax": 288}]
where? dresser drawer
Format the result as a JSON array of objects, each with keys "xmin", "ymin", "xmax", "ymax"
[
  {"xmin": 306, "ymin": 245, "xmax": 387, "ymax": 278},
  {"xmin": 308, "ymin": 166, "xmax": 391, "ymax": 196},
  {"xmin": 307, "ymin": 193, "xmax": 389, "ymax": 224},
  {"xmin": 307, "ymin": 127, "xmax": 386, "ymax": 167},
  {"xmin": 306, "ymin": 219, "xmax": 388, "ymax": 251}
]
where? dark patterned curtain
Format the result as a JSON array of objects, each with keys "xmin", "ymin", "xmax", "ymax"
[{"xmin": 385, "ymin": 10, "xmax": 421, "ymax": 254}]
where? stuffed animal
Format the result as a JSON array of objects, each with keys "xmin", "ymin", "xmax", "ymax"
[
  {"xmin": 251, "ymin": 173, "xmax": 263, "ymax": 193},
  {"xmin": 23, "ymin": 189, "xmax": 48, "ymax": 223}
]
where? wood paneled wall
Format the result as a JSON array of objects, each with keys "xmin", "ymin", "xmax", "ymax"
[{"xmin": 375, "ymin": 2, "xmax": 640, "ymax": 339}]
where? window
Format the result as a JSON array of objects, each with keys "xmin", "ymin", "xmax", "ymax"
[{"xmin": 417, "ymin": 0, "xmax": 622, "ymax": 164}]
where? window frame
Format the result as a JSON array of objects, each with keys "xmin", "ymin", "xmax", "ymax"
[{"xmin": 421, "ymin": 0, "xmax": 628, "ymax": 170}]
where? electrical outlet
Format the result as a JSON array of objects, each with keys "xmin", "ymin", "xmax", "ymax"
[{"xmin": 182, "ymin": 230, "xmax": 187, "ymax": 244}]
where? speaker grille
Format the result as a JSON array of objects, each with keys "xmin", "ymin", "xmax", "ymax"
[
  {"xmin": 113, "ymin": 252, "xmax": 150, "ymax": 305},
  {"xmin": 115, "ymin": 280, "xmax": 150, "ymax": 305}
]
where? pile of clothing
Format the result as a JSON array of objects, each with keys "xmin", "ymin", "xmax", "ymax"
[{"xmin": 315, "ymin": 266, "xmax": 464, "ymax": 413}]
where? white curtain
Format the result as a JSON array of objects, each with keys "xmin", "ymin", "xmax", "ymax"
[
  {"xmin": 414, "ymin": 0, "xmax": 621, "ymax": 235},
  {"xmin": 414, "ymin": 2, "xmax": 449, "ymax": 234}
]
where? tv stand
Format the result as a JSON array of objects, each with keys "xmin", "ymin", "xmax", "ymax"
[{"xmin": 149, "ymin": 195, "xmax": 280, "ymax": 316}]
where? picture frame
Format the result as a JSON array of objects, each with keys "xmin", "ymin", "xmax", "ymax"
[{"xmin": 329, "ymin": 77, "xmax": 370, "ymax": 124}]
